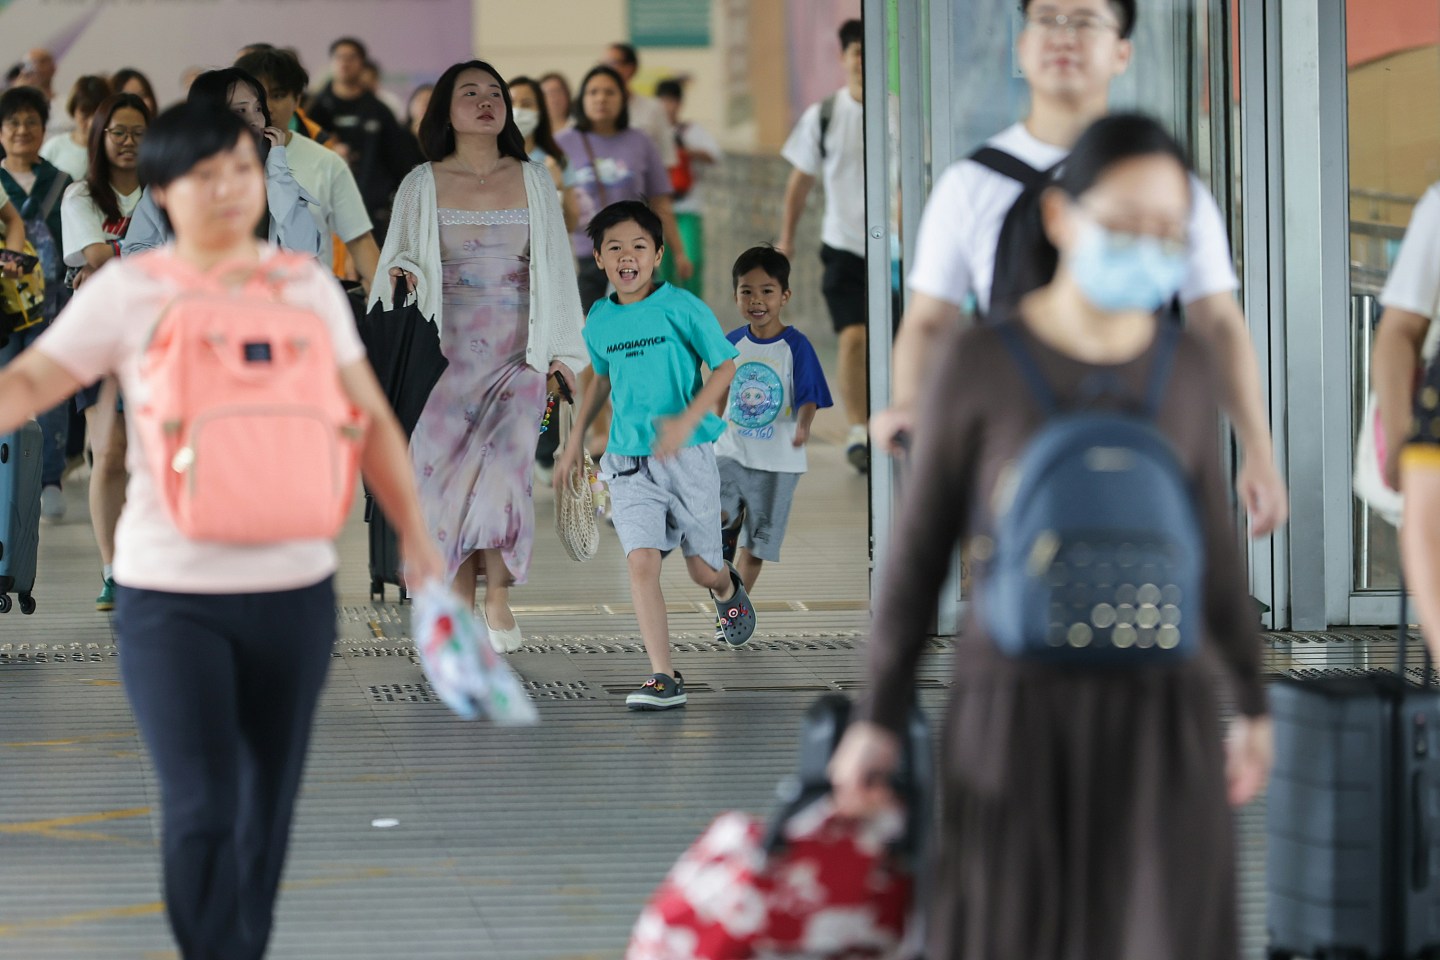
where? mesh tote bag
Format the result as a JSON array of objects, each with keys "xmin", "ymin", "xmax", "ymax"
[{"xmin": 554, "ymin": 399, "xmax": 600, "ymax": 562}]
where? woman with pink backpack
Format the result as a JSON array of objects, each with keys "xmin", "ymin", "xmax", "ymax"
[{"xmin": 0, "ymin": 102, "xmax": 442, "ymax": 959}]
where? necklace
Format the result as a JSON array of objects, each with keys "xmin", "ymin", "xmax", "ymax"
[{"xmin": 455, "ymin": 153, "xmax": 504, "ymax": 184}]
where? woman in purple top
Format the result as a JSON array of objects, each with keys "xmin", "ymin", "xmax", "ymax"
[{"xmin": 554, "ymin": 65, "xmax": 692, "ymax": 311}]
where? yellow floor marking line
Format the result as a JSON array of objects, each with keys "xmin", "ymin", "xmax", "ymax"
[
  {"xmin": 3, "ymin": 731, "xmax": 132, "ymax": 749},
  {"xmin": 0, "ymin": 864, "xmax": 446, "ymax": 938},
  {"xmin": 0, "ymin": 807, "xmax": 152, "ymax": 846}
]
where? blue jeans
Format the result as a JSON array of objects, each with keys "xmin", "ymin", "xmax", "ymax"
[{"xmin": 0, "ymin": 322, "xmax": 68, "ymax": 487}]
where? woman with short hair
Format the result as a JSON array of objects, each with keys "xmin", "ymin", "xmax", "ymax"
[{"xmin": 40, "ymin": 74, "xmax": 111, "ymax": 182}]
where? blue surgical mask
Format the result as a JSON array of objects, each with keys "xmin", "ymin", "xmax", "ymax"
[{"xmin": 1069, "ymin": 220, "xmax": 1188, "ymax": 313}]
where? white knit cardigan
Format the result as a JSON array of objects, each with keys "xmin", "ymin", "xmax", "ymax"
[{"xmin": 369, "ymin": 160, "xmax": 589, "ymax": 375}]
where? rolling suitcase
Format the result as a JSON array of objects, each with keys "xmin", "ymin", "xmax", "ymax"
[
  {"xmin": 1267, "ymin": 592, "xmax": 1440, "ymax": 959},
  {"xmin": 0, "ymin": 421, "xmax": 41, "ymax": 615},
  {"xmin": 364, "ymin": 493, "xmax": 407, "ymax": 603}
]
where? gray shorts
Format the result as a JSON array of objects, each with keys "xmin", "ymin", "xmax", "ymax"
[
  {"xmin": 601, "ymin": 445, "xmax": 723, "ymax": 568},
  {"xmin": 718, "ymin": 458, "xmax": 801, "ymax": 563}
]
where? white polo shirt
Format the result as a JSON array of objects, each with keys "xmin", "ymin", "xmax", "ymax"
[{"xmin": 284, "ymin": 134, "xmax": 374, "ymax": 266}]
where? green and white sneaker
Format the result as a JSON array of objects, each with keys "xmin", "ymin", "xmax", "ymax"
[
  {"xmin": 626, "ymin": 671, "xmax": 688, "ymax": 711},
  {"xmin": 96, "ymin": 578, "xmax": 116, "ymax": 612}
]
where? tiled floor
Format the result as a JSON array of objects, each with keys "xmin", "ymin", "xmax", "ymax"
[
  {"xmin": 2, "ymin": 425, "xmax": 1400, "ymax": 958},
  {"xmin": 0, "ymin": 438, "xmax": 898, "ymax": 960}
]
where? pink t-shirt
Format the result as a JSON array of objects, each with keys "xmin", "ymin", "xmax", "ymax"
[{"xmin": 36, "ymin": 245, "xmax": 367, "ymax": 594}]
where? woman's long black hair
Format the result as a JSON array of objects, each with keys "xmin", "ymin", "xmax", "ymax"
[
  {"xmin": 187, "ymin": 68, "xmax": 272, "ymax": 129},
  {"xmin": 989, "ymin": 113, "xmax": 1191, "ymax": 321},
  {"xmin": 417, "ymin": 60, "xmax": 529, "ymax": 164},
  {"xmin": 572, "ymin": 65, "xmax": 630, "ymax": 133},
  {"xmin": 83, "ymin": 92, "xmax": 151, "ymax": 224},
  {"xmin": 509, "ymin": 75, "xmax": 567, "ymax": 170}
]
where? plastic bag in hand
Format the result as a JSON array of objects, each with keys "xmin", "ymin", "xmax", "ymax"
[{"xmin": 412, "ymin": 583, "xmax": 539, "ymax": 725}]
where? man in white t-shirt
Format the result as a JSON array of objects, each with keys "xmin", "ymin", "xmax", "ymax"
[
  {"xmin": 237, "ymin": 48, "xmax": 380, "ymax": 293},
  {"xmin": 604, "ymin": 43, "xmax": 679, "ymax": 169},
  {"xmin": 875, "ymin": 0, "xmax": 1288, "ymax": 536},
  {"xmin": 778, "ymin": 19, "xmax": 870, "ymax": 473},
  {"xmin": 1374, "ymin": 183, "xmax": 1440, "ymax": 490}
]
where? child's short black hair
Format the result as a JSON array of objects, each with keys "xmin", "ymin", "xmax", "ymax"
[
  {"xmin": 839, "ymin": 19, "xmax": 864, "ymax": 51},
  {"xmin": 586, "ymin": 200, "xmax": 664, "ymax": 252},
  {"xmin": 732, "ymin": 245, "xmax": 791, "ymax": 292}
]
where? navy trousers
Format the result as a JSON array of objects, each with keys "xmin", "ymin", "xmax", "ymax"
[{"xmin": 115, "ymin": 578, "xmax": 335, "ymax": 960}]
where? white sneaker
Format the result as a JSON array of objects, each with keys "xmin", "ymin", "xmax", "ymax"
[
  {"xmin": 40, "ymin": 485, "xmax": 65, "ymax": 522},
  {"xmin": 845, "ymin": 425, "xmax": 870, "ymax": 474},
  {"xmin": 481, "ymin": 609, "xmax": 524, "ymax": 654}
]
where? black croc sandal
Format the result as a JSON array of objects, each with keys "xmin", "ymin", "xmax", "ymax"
[{"xmin": 712, "ymin": 562, "xmax": 756, "ymax": 648}]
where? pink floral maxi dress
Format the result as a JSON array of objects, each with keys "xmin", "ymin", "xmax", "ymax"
[{"xmin": 411, "ymin": 208, "xmax": 545, "ymax": 584}]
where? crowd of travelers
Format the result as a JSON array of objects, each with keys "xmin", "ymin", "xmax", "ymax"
[{"xmin": 16, "ymin": 2, "xmax": 1440, "ymax": 958}]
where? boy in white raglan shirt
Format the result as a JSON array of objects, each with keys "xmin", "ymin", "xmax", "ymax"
[{"xmin": 716, "ymin": 246, "xmax": 833, "ymax": 594}]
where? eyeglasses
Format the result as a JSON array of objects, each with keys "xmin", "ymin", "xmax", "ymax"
[
  {"xmin": 1, "ymin": 117, "xmax": 43, "ymax": 132},
  {"xmin": 1026, "ymin": 11, "xmax": 1121, "ymax": 37},
  {"xmin": 104, "ymin": 126, "xmax": 146, "ymax": 144}
]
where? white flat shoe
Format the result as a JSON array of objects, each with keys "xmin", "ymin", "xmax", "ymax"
[{"xmin": 481, "ymin": 610, "xmax": 524, "ymax": 654}]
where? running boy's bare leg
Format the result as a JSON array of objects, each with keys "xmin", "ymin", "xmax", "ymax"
[
  {"xmin": 686, "ymin": 554, "xmax": 735, "ymax": 599},
  {"xmin": 735, "ymin": 550, "xmax": 763, "ymax": 593},
  {"xmin": 629, "ymin": 548, "xmax": 674, "ymax": 677}
]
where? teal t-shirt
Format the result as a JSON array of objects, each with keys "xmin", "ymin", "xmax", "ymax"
[{"xmin": 584, "ymin": 282, "xmax": 739, "ymax": 457}]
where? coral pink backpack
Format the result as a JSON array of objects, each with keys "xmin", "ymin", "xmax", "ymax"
[{"xmin": 130, "ymin": 251, "xmax": 368, "ymax": 544}]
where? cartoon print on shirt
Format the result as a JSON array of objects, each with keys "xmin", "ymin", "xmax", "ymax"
[{"xmin": 729, "ymin": 362, "xmax": 785, "ymax": 436}]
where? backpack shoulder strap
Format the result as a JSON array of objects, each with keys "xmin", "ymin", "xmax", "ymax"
[
  {"xmin": 1141, "ymin": 321, "xmax": 1182, "ymax": 419},
  {"xmin": 996, "ymin": 322, "xmax": 1058, "ymax": 415},
  {"xmin": 968, "ymin": 146, "xmax": 1047, "ymax": 190},
  {"xmin": 21, "ymin": 168, "xmax": 70, "ymax": 223},
  {"xmin": 817, "ymin": 93, "xmax": 837, "ymax": 161}
]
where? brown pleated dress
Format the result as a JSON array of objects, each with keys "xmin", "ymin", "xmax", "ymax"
[{"xmin": 864, "ymin": 321, "xmax": 1266, "ymax": 960}]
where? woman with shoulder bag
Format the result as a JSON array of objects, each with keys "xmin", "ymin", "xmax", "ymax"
[
  {"xmin": 0, "ymin": 103, "xmax": 442, "ymax": 960},
  {"xmin": 372, "ymin": 59, "xmax": 587, "ymax": 653},
  {"xmin": 828, "ymin": 115, "xmax": 1272, "ymax": 960}
]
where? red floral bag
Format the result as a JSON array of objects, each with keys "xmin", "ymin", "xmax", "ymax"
[{"xmin": 626, "ymin": 799, "xmax": 913, "ymax": 960}]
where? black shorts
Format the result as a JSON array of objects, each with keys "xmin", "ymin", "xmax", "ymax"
[{"xmin": 819, "ymin": 244, "xmax": 868, "ymax": 333}]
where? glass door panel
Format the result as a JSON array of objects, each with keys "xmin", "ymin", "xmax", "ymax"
[{"xmin": 1346, "ymin": 2, "xmax": 1440, "ymax": 593}]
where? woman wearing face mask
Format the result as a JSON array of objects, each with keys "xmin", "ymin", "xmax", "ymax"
[
  {"xmin": 373, "ymin": 60, "xmax": 586, "ymax": 651},
  {"xmin": 510, "ymin": 75, "xmax": 578, "ymax": 233},
  {"xmin": 122, "ymin": 68, "xmax": 322, "ymax": 259},
  {"xmin": 0, "ymin": 102, "xmax": 442, "ymax": 960},
  {"xmin": 828, "ymin": 115, "xmax": 1272, "ymax": 960}
]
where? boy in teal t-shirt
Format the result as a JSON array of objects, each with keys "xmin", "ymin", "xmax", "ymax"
[{"xmin": 555, "ymin": 200, "xmax": 756, "ymax": 711}]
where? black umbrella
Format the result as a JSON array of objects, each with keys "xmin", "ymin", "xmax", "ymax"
[{"xmin": 356, "ymin": 274, "xmax": 448, "ymax": 438}]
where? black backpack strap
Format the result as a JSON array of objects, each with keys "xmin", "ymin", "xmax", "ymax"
[
  {"xmin": 997, "ymin": 322, "xmax": 1058, "ymax": 415},
  {"xmin": 817, "ymin": 93, "xmax": 836, "ymax": 161},
  {"xmin": 1141, "ymin": 321, "xmax": 1182, "ymax": 418},
  {"xmin": 969, "ymin": 146, "xmax": 1047, "ymax": 190}
]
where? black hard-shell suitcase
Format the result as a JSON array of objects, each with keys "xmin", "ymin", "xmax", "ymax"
[
  {"xmin": 0, "ymin": 421, "xmax": 41, "ymax": 614},
  {"xmin": 364, "ymin": 493, "xmax": 407, "ymax": 603},
  {"xmin": 1267, "ymin": 596, "xmax": 1440, "ymax": 959}
]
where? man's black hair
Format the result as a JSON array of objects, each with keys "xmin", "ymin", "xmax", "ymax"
[
  {"xmin": 0, "ymin": 85, "xmax": 50, "ymax": 130},
  {"xmin": 4, "ymin": 64, "xmax": 22, "ymax": 85},
  {"xmin": 1019, "ymin": 0, "xmax": 1136, "ymax": 39},
  {"xmin": 235, "ymin": 48, "xmax": 309, "ymax": 98},
  {"xmin": 655, "ymin": 79, "xmax": 684, "ymax": 102},
  {"xmin": 609, "ymin": 42, "xmax": 639, "ymax": 68},
  {"xmin": 329, "ymin": 36, "xmax": 368, "ymax": 60},
  {"xmin": 586, "ymin": 200, "xmax": 664, "ymax": 253},
  {"xmin": 839, "ymin": 19, "xmax": 863, "ymax": 50},
  {"xmin": 732, "ymin": 245, "xmax": 791, "ymax": 292}
]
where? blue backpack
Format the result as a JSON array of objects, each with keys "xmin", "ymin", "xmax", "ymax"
[{"xmin": 981, "ymin": 322, "xmax": 1204, "ymax": 666}]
